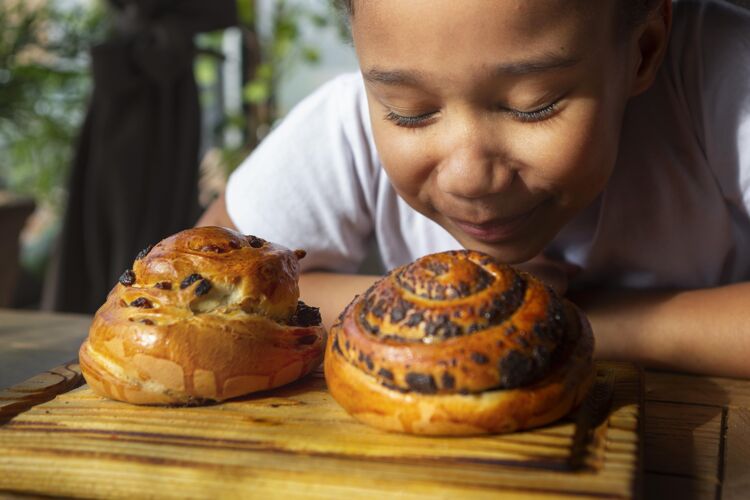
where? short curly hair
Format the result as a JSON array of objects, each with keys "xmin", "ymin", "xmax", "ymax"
[{"xmin": 334, "ymin": 0, "xmax": 663, "ymax": 32}]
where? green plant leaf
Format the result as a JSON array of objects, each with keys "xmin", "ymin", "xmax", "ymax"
[
  {"xmin": 195, "ymin": 56, "xmax": 217, "ymax": 86},
  {"xmin": 243, "ymin": 80, "xmax": 270, "ymax": 103},
  {"xmin": 302, "ymin": 46, "xmax": 320, "ymax": 63}
]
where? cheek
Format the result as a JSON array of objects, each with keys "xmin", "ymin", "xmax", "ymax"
[
  {"xmin": 518, "ymin": 101, "xmax": 621, "ymax": 208},
  {"xmin": 370, "ymin": 114, "xmax": 437, "ymax": 201}
]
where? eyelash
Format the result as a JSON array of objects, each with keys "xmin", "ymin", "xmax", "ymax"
[
  {"xmin": 505, "ymin": 102, "xmax": 558, "ymax": 123},
  {"xmin": 384, "ymin": 101, "xmax": 559, "ymax": 128},
  {"xmin": 384, "ymin": 110, "xmax": 438, "ymax": 128}
]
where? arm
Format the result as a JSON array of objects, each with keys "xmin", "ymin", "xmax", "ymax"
[
  {"xmin": 195, "ymin": 191, "xmax": 237, "ymax": 229},
  {"xmin": 571, "ymin": 283, "xmax": 750, "ymax": 378},
  {"xmin": 299, "ymin": 272, "xmax": 381, "ymax": 330}
]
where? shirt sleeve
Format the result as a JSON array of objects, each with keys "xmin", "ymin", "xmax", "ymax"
[{"xmin": 225, "ymin": 73, "xmax": 378, "ymax": 273}]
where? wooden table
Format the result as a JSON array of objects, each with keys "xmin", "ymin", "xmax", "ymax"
[{"xmin": 0, "ymin": 308, "xmax": 748, "ymax": 499}]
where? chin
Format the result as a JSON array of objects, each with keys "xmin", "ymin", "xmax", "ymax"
[
  {"xmin": 437, "ymin": 215, "xmax": 557, "ymax": 265},
  {"xmin": 457, "ymin": 236, "xmax": 547, "ymax": 266}
]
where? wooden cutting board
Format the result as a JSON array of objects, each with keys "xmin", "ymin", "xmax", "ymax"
[{"xmin": 0, "ymin": 361, "xmax": 642, "ymax": 499}]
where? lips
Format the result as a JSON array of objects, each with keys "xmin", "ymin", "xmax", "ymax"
[{"xmin": 448, "ymin": 206, "xmax": 539, "ymax": 243}]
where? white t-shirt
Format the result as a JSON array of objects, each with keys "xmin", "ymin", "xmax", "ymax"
[{"xmin": 227, "ymin": 0, "xmax": 750, "ymax": 290}]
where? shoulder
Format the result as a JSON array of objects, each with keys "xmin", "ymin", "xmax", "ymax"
[
  {"xmin": 671, "ymin": 0, "xmax": 750, "ymax": 38},
  {"xmin": 224, "ymin": 72, "xmax": 382, "ymax": 270},
  {"xmin": 290, "ymin": 72, "xmax": 365, "ymax": 114},
  {"xmin": 664, "ymin": 0, "xmax": 750, "ymax": 200},
  {"xmin": 668, "ymin": 0, "xmax": 750, "ymax": 76}
]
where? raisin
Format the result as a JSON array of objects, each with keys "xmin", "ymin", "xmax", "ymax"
[
  {"xmin": 406, "ymin": 312, "xmax": 423, "ymax": 327},
  {"xmin": 499, "ymin": 350, "xmax": 535, "ymax": 389},
  {"xmin": 405, "ymin": 372, "xmax": 437, "ymax": 394},
  {"xmin": 130, "ymin": 298, "xmax": 153, "ymax": 309},
  {"xmin": 390, "ymin": 305, "xmax": 406, "ymax": 323},
  {"xmin": 247, "ymin": 235, "xmax": 265, "ymax": 248},
  {"xmin": 441, "ymin": 371, "xmax": 456, "ymax": 390},
  {"xmin": 135, "ymin": 245, "xmax": 153, "ymax": 260},
  {"xmin": 471, "ymin": 352, "xmax": 489, "ymax": 365},
  {"xmin": 363, "ymin": 354, "xmax": 374, "ymax": 371},
  {"xmin": 119, "ymin": 269, "xmax": 136, "ymax": 286},
  {"xmin": 154, "ymin": 281, "xmax": 172, "ymax": 290},
  {"xmin": 292, "ymin": 301, "xmax": 321, "ymax": 327},
  {"xmin": 180, "ymin": 273, "xmax": 203, "ymax": 289},
  {"xmin": 194, "ymin": 279, "xmax": 212, "ymax": 296}
]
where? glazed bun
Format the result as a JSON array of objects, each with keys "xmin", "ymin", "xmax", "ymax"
[
  {"xmin": 79, "ymin": 226, "xmax": 326, "ymax": 405},
  {"xmin": 325, "ymin": 250, "xmax": 594, "ymax": 435}
]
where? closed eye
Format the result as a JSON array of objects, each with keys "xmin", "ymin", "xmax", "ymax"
[
  {"xmin": 384, "ymin": 110, "xmax": 438, "ymax": 128},
  {"xmin": 384, "ymin": 99, "xmax": 561, "ymax": 128},
  {"xmin": 503, "ymin": 101, "xmax": 559, "ymax": 123}
]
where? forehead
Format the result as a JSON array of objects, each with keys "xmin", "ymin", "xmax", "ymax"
[{"xmin": 351, "ymin": 0, "xmax": 617, "ymax": 79}]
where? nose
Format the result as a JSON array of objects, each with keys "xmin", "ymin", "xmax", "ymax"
[{"xmin": 435, "ymin": 130, "xmax": 515, "ymax": 200}]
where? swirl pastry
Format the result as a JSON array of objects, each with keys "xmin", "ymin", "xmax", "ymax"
[
  {"xmin": 324, "ymin": 250, "xmax": 594, "ymax": 435},
  {"xmin": 79, "ymin": 226, "xmax": 326, "ymax": 405}
]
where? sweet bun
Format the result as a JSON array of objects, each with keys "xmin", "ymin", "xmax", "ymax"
[
  {"xmin": 79, "ymin": 226, "xmax": 326, "ymax": 405},
  {"xmin": 324, "ymin": 250, "xmax": 594, "ymax": 435}
]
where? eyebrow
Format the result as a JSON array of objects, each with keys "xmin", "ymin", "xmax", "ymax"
[
  {"xmin": 364, "ymin": 55, "xmax": 581, "ymax": 86},
  {"xmin": 494, "ymin": 55, "xmax": 581, "ymax": 76}
]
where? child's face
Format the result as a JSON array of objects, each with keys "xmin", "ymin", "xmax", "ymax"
[{"xmin": 352, "ymin": 0, "xmax": 638, "ymax": 264}]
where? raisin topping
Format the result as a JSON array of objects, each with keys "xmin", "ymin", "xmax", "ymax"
[
  {"xmin": 135, "ymin": 245, "xmax": 153, "ymax": 260},
  {"xmin": 406, "ymin": 312, "xmax": 423, "ymax": 327},
  {"xmin": 180, "ymin": 273, "xmax": 203, "ymax": 289},
  {"xmin": 119, "ymin": 269, "xmax": 136, "ymax": 286},
  {"xmin": 390, "ymin": 303, "xmax": 406, "ymax": 323},
  {"xmin": 471, "ymin": 352, "xmax": 490, "ymax": 365},
  {"xmin": 441, "ymin": 371, "xmax": 456, "ymax": 390},
  {"xmin": 363, "ymin": 354, "xmax": 375, "ymax": 371},
  {"xmin": 130, "ymin": 298, "xmax": 153, "ymax": 309},
  {"xmin": 499, "ymin": 350, "xmax": 535, "ymax": 389},
  {"xmin": 247, "ymin": 235, "xmax": 265, "ymax": 248},
  {"xmin": 194, "ymin": 279, "xmax": 212, "ymax": 296},
  {"xmin": 332, "ymin": 335, "xmax": 343, "ymax": 354},
  {"xmin": 140, "ymin": 319, "xmax": 154, "ymax": 325},
  {"xmin": 154, "ymin": 281, "xmax": 172, "ymax": 290},
  {"xmin": 377, "ymin": 367, "xmax": 394, "ymax": 380},
  {"xmin": 291, "ymin": 301, "xmax": 322, "ymax": 327},
  {"xmin": 405, "ymin": 372, "xmax": 438, "ymax": 394}
]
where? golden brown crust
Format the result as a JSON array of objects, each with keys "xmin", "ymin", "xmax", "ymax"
[
  {"xmin": 324, "ymin": 250, "xmax": 595, "ymax": 435},
  {"xmin": 79, "ymin": 226, "xmax": 326, "ymax": 405}
]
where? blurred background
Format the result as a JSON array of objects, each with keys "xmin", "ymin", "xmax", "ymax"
[{"xmin": 0, "ymin": 0, "xmax": 356, "ymax": 313}]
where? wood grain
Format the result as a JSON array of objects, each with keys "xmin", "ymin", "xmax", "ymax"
[
  {"xmin": 722, "ymin": 407, "xmax": 750, "ymax": 500},
  {"xmin": 0, "ymin": 361, "xmax": 82, "ymax": 423},
  {"xmin": 645, "ymin": 371, "xmax": 750, "ymax": 408},
  {"xmin": 644, "ymin": 401, "xmax": 723, "ymax": 481},
  {"xmin": 0, "ymin": 362, "xmax": 641, "ymax": 499}
]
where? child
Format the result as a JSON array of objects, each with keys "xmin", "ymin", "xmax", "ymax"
[{"xmin": 198, "ymin": 0, "xmax": 750, "ymax": 378}]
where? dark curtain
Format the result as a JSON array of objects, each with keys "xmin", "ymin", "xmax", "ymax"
[{"xmin": 44, "ymin": 0, "xmax": 236, "ymax": 314}]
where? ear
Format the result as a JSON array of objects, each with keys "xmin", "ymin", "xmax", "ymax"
[{"xmin": 628, "ymin": 0, "xmax": 673, "ymax": 97}]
